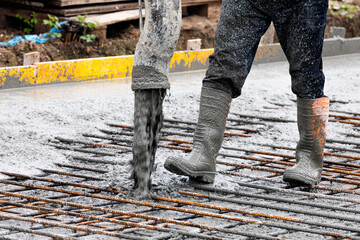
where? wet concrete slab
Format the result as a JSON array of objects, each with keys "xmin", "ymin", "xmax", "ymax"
[
  {"xmin": 0, "ymin": 53, "xmax": 359, "ymax": 103},
  {"xmin": 0, "ymin": 54, "xmax": 359, "ymax": 239}
]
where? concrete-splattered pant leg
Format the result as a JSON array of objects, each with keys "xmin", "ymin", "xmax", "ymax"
[
  {"xmin": 203, "ymin": 0, "xmax": 328, "ymax": 99},
  {"xmin": 203, "ymin": 0, "xmax": 271, "ymax": 98},
  {"xmin": 272, "ymin": 0, "xmax": 328, "ymax": 99}
]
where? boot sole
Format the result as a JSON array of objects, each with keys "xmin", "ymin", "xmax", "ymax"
[
  {"xmin": 164, "ymin": 157, "xmax": 215, "ymax": 183},
  {"xmin": 283, "ymin": 170, "xmax": 320, "ymax": 186}
]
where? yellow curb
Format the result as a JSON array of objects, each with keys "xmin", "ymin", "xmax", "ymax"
[{"xmin": 0, "ymin": 46, "xmax": 285, "ymax": 89}]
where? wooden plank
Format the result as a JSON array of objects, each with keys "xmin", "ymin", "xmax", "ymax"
[
  {"xmin": 0, "ymin": 0, "xmax": 133, "ymax": 7},
  {"xmin": 43, "ymin": 2, "xmax": 139, "ymax": 16},
  {"xmin": 0, "ymin": 0, "xmax": 45, "ymax": 8},
  {"xmin": 74, "ymin": 0, "xmax": 221, "ymax": 26},
  {"xmin": 182, "ymin": 0, "xmax": 221, "ymax": 7},
  {"xmin": 58, "ymin": 0, "xmax": 220, "ymax": 17},
  {"xmin": 0, "ymin": 0, "xmax": 221, "ymax": 17},
  {"xmin": 39, "ymin": 0, "xmax": 134, "ymax": 7},
  {"xmin": 81, "ymin": 9, "xmax": 145, "ymax": 27}
]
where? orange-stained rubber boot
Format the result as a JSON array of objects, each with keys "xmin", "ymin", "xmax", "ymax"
[{"xmin": 283, "ymin": 96, "xmax": 330, "ymax": 186}]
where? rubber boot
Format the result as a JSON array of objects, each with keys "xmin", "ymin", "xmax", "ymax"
[
  {"xmin": 283, "ymin": 96, "xmax": 330, "ymax": 185},
  {"xmin": 164, "ymin": 87, "xmax": 231, "ymax": 183}
]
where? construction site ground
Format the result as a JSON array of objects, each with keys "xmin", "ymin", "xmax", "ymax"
[{"xmin": 0, "ymin": 53, "xmax": 359, "ymax": 239}]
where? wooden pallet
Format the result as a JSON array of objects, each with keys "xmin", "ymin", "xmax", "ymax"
[
  {"xmin": 0, "ymin": 0, "xmax": 135, "ymax": 8},
  {"xmin": 35, "ymin": 0, "xmax": 134, "ymax": 7}
]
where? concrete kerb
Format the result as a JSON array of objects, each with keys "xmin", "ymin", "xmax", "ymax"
[{"xmin": 0, "ymin": 37, "xmax": 359, "ymax": 90}]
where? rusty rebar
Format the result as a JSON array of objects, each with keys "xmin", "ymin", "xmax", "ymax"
[
  {"xmin": 164, "ymin": 138, "xmax": 193, "ymax": 145},
  {"xmin": 160, "ymin": 129, "xmax": 194, "ymax": 137},
  {"xmin": 180, "ymin": 189, "xmax": 360, "ymax": 225},
  {"xmin": 232, "ymin": 113, "xmax": 296, "ymax": 123},
  {"xmin": 2, "ymin": 173, "xmax": 360, "ymax": 238},
  {"xmin": 29, "ymin": 203, "xmax": 152, "ymax": 231},
  {"xmin": 223, "ymin": 146, "xmax": 295, "ymax": 159},
  {"xmin": 325, "ymin": 145, "xmax": 360, "ymax": 154},
  {"xmin": 99, "ymin": 128, "xmax": 133, "ymax": 136},
  {"xmin": 217, "ymin": 173, "xmax": 360, "ymax": 215},
  {"xmin": 230, "ymin": 179, "xmax": 360, "ymax": 204},
  {"xmin": 0, "ymin": 181, "xmax": 355, "ymax": 239},
  {"xmin": 155, "ymin": 194, "xmax": 360, "ymax": 232},
  {"xmin": 0, "ymin": 223, "xmax": 72, "ymax": 240},
  {"xmin": 223, "ymin": 132, "xmax": 252, "ymax": 137},
  {"xmin": 331, "ymin": 110, "xmax": 360, "ymax": 116},
  {"xmin": 71, "ymin": 156, "xmax": 119, "ymax": 165},
  {"xmin": 163, "ymin": 123, "xmax": 252, "ymax": 137},
  {"xmin": 107, "ymin": 123, "xmax": 252, "ymax": 138},
  {"xmin": 219, "ymin": 152, "xmax": 360, "ymax": 178},
  {"xmin": 326, "ymin": 138, "xmax": 360, "ymax": 146},
  {"xmin": 0, "ymin": 212, "xmax": 143, "ymax": 240},
  {"xmin": 255, "ymin": 143, "xmax": 360, "ymax": 161},
  {"xmin": 163, "ymin": 118, "xmax": 259, "ymax": 133},
  {"xmin": 0, "ymin": 172, "xmax": 126, "ymax": 194},
  {"xmin": 227, "ymin": 118, "xmax": 267, "ymax": 126},
  {"xmin": 39, "ymin": 168, "xmax": 103, "ymax": 181},
  {"xmin": 163, "ymin": 145, "xmax": 192, "ymax": 152},
  {"xmin": 0, "ymin": 197, "xmax": 218, "ymax": 240},
  {"xmin": 232, "ymin": 146, "xmax": 360, "ymax": 168},
  {"xmin": 222, "ymin": 161, "xmax": 360, "ymax": 186},
  {"xmin": 216, "ymin": 156, "xmax": 360, "ymax": 186},
  {"xmin": 82, "ymin": 133, "xmax": 133, "ymax": 144},
  {"xmin": 164, "ymin": 141, "xmax": 360, "ymax": 170},
  {"xmin": 220, "ymin": 171, "xmax": 360, "ymax": 196},
  {"xmin": 217, "ymin": 159, "xmax": 285, "ymax": 174},
  {"xmin": 329, "ymin": 118, "xmax": 360, "ymax": 126},
  {"xmin": 0, "ymin": 185, "xmax": 279, "ymax": 239},
  {"xmin": 330, "ymin": 114, "xmax": 360, "ymax": 121},
  {"xmin": 50, "ymin": 143, "xmax": 116, "ymax": 156},
  {"xmin": 55, "ymin": 136, "xmax": 132, "ymax": 151},
  {"xmin": 55, "ymin": 163, "xmax": 108, "ymax": 173},
  {"xmin": 86, "ymin": 132, "xmax": 193, "ymax": 146},
  {"xmin": 0, "ymin": 173, "xmax": 262, "ymax": 240},
  {"xmin": 345, "ymin": 133, "xmax": 360, "ymax": 138}
]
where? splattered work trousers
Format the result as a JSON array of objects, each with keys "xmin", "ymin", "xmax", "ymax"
[{"xmin": 203, "ymin": 0, "xmax": 329, "ymax": 99}]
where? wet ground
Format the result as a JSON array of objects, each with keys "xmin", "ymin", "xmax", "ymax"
[{"xmin": 0, "ymin": 53, "xmax": 359, "ymax": 239}]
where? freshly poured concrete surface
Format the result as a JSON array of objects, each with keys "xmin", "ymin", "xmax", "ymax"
[{"xmin": 0, "ymin": 53, "xmax": 359, "ymax": 178}]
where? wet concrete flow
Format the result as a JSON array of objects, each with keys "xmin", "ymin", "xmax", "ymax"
[
  {"xmin": 132, "ymin": 89, "xmax": 166, "ymax": 199},
  {"xmin": 130, "ymin": 0, "xmax": 181, "ymax": 198}
]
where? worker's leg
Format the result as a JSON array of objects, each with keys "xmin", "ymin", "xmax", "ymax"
[
  {"xmin": 164, "ymin": 0, "xmax": 271, "ymax": 183},
  {"xmin": 203, "ymin": 0, "xmax": 272, "ymax": 98},
  {"xmin": 273, "ymin": 0, "xmax": 330, "ymax": 185}
]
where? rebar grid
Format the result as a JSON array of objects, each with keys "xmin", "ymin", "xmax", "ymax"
[
  {"xmin": 54, "ymin": 134, "xmax": 360, "ymax": 187},
  {"xmin": 1, "ymin": 170, "xmax": 360, "ymax": 240},
  {"xmin": 1, "ymin": 111, "xmax": 359, "ymax": 239}
]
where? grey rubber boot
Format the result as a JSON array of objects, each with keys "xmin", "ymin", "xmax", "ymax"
[
  {"xmin": 283, "ymin": 96, "xmax": 330, "ymax": 185},
  {"xmin": 164, "ymin": 87, "xmax": 231, "ymax": 183}
]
